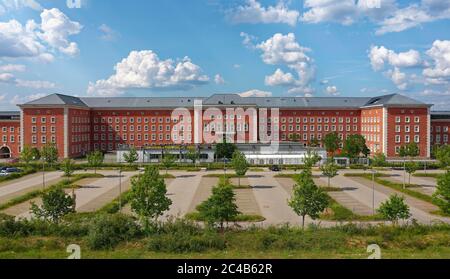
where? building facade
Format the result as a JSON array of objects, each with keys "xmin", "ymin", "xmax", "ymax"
[{"xmin": 0, "ymin": 93, "xmax": 442, "ymax": 160}]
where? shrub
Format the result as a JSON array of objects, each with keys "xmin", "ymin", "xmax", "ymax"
[
  {"xmin": 87, "ymin": 214, "xmax": 141, "ymax": 250},
  {"xmin": 147, "ymin": 233, "xmax": 226, "ymax": 253}
]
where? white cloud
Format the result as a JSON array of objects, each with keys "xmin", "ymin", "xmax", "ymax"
[
  {"xmin": 238, "ymin": 89, "xmax": 272, "ymax": 97},
  {"xmin": 227, "ymin": 0, "xmax": 300, "ymax": 26},
  {"xmin": 369, "ymin": 45, "xmax": 422, "ymax": 71},
  {"xmin": 301, "ymin": 0, "xmax": 450, "ymax": 35},
  {"xmin": 214, "ymin": 74, "xmax": 225, "ymax": 84},
  {"xmin": 87, "ymin": 50, "xmax": 209, "ymax": 96},
  {"xmin": 385, "ymin": 67, "xmax": 408, "ymax": 90},
  {"xmin": 99, "ymin": 24, "xmax": 119, "ymax": 41},
  {"xmin": 0, "ymin": 0, "xmax": 42, "ymax": 15},
  {"xmin": 0, "ymin": 63, "xmax": 26, "ymax": 72},
  {"xmin": 0, "ymin": 72, "xmax": 14, "ymax": 82},
  {"xmin": 240, "ymin": 32, "xmax": 257, "ymax": 49},
  {"xmin": 0, "ymin": 8, "xmax": 80, "ymax": 59},
  {"xmin": 265, "ymin": 68, "xmax": 296, "ymax": 86},
  {"xmin": 256, "ymin": 33, "xmax": 315, "ymax": 95},
  {"xmin": 325, "ymin": 85, "xmax": 340, "ymax": 96},
  {"xmin": 37, "ymin": 8, "xmax": 82, "ymax": 56},
  {"xmin": 15, "ymin": 78, "xmax": 55, "ymax": 89},
  {"xmin": 9, "ymin": 93, "xmax": 46, "ymax": 105},
  {"xmin": 423, "ymin": 40, "xmax": 450, "ymax": 84}
]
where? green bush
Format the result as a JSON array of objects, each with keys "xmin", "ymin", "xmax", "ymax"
[
  {"xmin": 147, "ymin": 233, "xmax": 226, "ymax": 253},
  {"xmin": 87, "ymin": 214, "xmax": 141, "ymax": 250}
]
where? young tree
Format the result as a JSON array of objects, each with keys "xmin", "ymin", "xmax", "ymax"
[
  {"xmin": 371, "ymin": 153, "xmax": 387, "ymax": 167},
  {"xmin": 61, "ymin": 158, "xmax": 75, "ymax": 178},
  {"xmin": 186, "ymin": 147, "xmax": 200, "ymax": 165},
  {"xmin": 289, "ymin": 134, "xmax": 301, "ymax": 142},
  {"xmin": 288, "ymin": 170, "xmax": 329, "ymax": 229},
  {"xmin": 303, "ymin": 150, "xmax": 321, "ymax": 169},
  {"xmin": 323, "ymin": 132, "xmax": 341, "ymax": 157},
  {"xmin": 31, "ymin": 147, "xmax": 41, "ymax": 161},
  {"xmin": 435, "ymin": 145, "xmax": 450, "ymax": 168},
  {"xmin": 433, "ymin": 171, "xmax": 450, "ymax": 214},
  {"xmin": 377, "ymin": 195, "xmax": 411, "ymax": 225},
  {"xmin": 320, "ymin": 160, "xmax": 339, "ymax": 188},
  {"xmin": 162, "ymin": 154, "xmax": 176, "ymax": 175},
  {"xmin": 342, "ymin": 134, "xmax": 369, "ymax": 159},
  {"xmin": 87, "ymin": 150, "xmax": 104, "ymax": 174},
  {"xmin": 196, "ymin": 179, "xmax": 240, "ymax": 230},
  {"xmin": 215, "ymin": 141, "xmax": 237, "ymax": 160},
  {"xmin": 130, "ymin": 166, "xmax": 172, "ymax": 227},
  {"xmin": 231, "ymin": 150, "xmax": 249, "ymax": 187},
  {"xmin": 41, "ymin": 143, "xmax": 59, "ymax": 166},
  {"xmin": 123, "ymin": 147, "xmax": 139, "ymax": 165},
  {"xmin": 309, "ymin": 138, "xmax": 320, "ymax": 148},
  {"xmin": 405, "ymin": 161, "xmax": 419, "ymax": 185},
  {"xmin": 30, "ymin": 187, "xmax": 75, "ymax": 223},
  {"xmin": 20, "ymin": 145, "xmax": 34, "ymax": 164}
]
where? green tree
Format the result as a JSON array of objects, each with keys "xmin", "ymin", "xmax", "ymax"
[
  {"xmin": 433, "ymin": 171, "xmax": 450, "ymax": 214},
  {"xmin": 130, "ymin": 166, "xmax": 172, "ymax": 227},
  {"xmin": 162, "ymin": 154, "xmax": 176, "ymax": 175},
  {"xmin": 342, "ymin": 134, "xmax": 369, "ymax": 159},
  {"xmin": 289, "ymin": 134, "xmax": 301, "ymax": 142},
  {"xmin": 288, "ymin": 170, "xmax": 329, "ymax": 229},
  {"xmin": 405, "ymin": 161, "xmax": 419, "ymax": 185},
  {"xmin": 123, "ymin": 147, "xmax": 139, "ymax": 165},
  {"xmin": 309, "ymin": 138, "xmax": 320, "ymax": 148},
  {"xmin": 30, "ymin": 187, "xmax": 75, "ymax": 223},
  {"xmin": 231, "ymin": 150, "xmax": 249, "ymax": 187},
  {"xmin": 435, "ymin": 145, "xmax": 450, "ymax": 168},
  {"xmin": 377, "ymin": 195, "xmax": 411, "ymax": 225},
  {"xmin": 320, "ymin": 160, "xmax": 339, "ymax": 188},
  {"xmin": 41, "ymin": 143, "xmax": 58, "ymax": 165},
  {"xmin": 371, "ymin": 153, "xmax": 387, "ymax": 167},
  {"xmin": 215, "ymin": 141, "xmax": 237, "ymax": 160},
  {"xmin": 61, "ymin": 158, "xmax": 75, "ymax": 178},
  {"xmin": 87, "ymin": 150, "xmax": 104, "ymax": 174},
  {"xmin": 186, "ymin": 147, "xmax": 200, "ymax": 164},
  {"xmin": 20, "ymin": 145, "xmax": 34, "ymax": 164},
  {"xmin": 303, "ymin": 150, "xmax": 321, "ymax": 169},
  {"xmin": 400, "ymin": 142, "xmax": 420, "ymax": 158},
  {"xmin": 323, "ymin": 132, "xmax": 341, "ymax": 157},
  {"xmin": 31, "ymin": 147, "xmax": 41, "ymax": 161},
  {"xmin": 197, "ymin": 179, "xmax": 240, "ymax": 230}
]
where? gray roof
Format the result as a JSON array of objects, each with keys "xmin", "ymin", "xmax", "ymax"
[
  {"xmin": 20, "ymin": 93, "xmax": 428, "ymax": 109},
  {"xmin": 431, "ymin": 111, "xmax": 450, "ymax": 120}
]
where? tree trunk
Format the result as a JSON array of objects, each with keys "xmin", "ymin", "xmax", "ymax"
[
  {"xmin": 328, "ymin": 176, "xmax": 330, "ymax": 188},
  {"xmin": 302, "ymin": 215, "xmax": 305, "ymax": 230},
  {"xmin": 238, "ymin": 176, "xmax": 241, "ymax": 187}
]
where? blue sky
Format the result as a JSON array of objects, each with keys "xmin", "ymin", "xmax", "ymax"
[{"xmin": 0, "ymin": 0, "xmax": 449, "ymax": 110}]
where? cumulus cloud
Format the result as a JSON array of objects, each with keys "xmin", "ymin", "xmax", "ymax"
[
  {"xmin": 240, "ymin": 32, "xmax": 257, "ymax": 49},
  {"xmin": 0, "ymin": 0, "xmax": 42, "ymax": 15},
  {"xmin": 423, "ymin": 40, "xmax": 450, "ymax": 84},
  {"xmin": 227, "ymin": 0, "xmax": 300, "ymax": 26},
  {"xmin": 369, "ymin": 45, "xmax": 422, "ymax": 71},
  {"xmin": 256, "ymin": 33, "xmax": 315, "ymax": 95},
  {"xmin": 238, "ymin": 89, "xmax": 272, "ymax": 97},
  {"xmin": 0, "ymin": 8, "xmax": 81, "ymax": 60},
  {"xmin": 385, "ymin": 67, "xmax": 408, "ymax": 90},
  {"xmin": 0, "ymin": 72, "xmax": 14, "ymax": 82},
  {"xmin": 9, "ymin": 93, "xmax": 46, "ymax": 105},
  {"xmin": 99, "ymin": 24, "xmax": 119, "ymax": 41},
  {"xmin": 214, "ymin": 74, "xmax": 225, "ymax": 84},
  {"xmin": 325, "ymin": 85, "xmax": 340, "ymax": 96},
  {"xmin": 87, "ymin": 50, "xmax": 210, "ymax": 96},
  {"xmin": 301, "ymin": 0, "xmax": 450, "ymax": 35}
]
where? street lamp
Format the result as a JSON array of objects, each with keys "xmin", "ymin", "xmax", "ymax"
[
  {"xmin": 42, "ymin": 157, "xmax": 46, "ymax": 191},
  {"xmin": 118, "ymin": 168, "xmax": 122, "ymax": 213}
]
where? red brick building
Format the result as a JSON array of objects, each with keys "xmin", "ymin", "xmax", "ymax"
[
  {"xmin": 6, "ymin": 93, "xmax": 441, "ymax": 159},
  {"xmin": 0, "ymin": 112, "xmax": 21, "ymax": 158},
  {"xmin": 431, "ymin": 112, "xmax": 450, "ymax": 147}
]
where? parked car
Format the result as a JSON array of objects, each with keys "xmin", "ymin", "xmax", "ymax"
[
  {"xmin": 270, "ymin": 165, "xmax": 281, "ymax": 172},
  {"xmin": 5, "ymin": 167, "xmax": 22, "ymax": 173}
]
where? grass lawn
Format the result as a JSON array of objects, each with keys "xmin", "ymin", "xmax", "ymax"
[{"xmin": 185, "ymin": 212, "xmax": 265, "ymax": 222}]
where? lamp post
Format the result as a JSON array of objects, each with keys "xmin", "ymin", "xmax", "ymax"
[
  {"xmin": 223, "ymin": 157, "xmax": 227, "ymax": 179},
  {"xmin": 118, "ymin": 168, "xmax": 122, "ymax": 213},
  {"xmin": 42, "ymin": 157, "xmax": 46, "ymax": 191}
]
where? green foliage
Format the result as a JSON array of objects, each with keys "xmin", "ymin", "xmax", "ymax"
[
  {"xmin": 433, "ymin": 171, "xmax": 450, "ymax": 214},
  {"xmin": 30, "ymin": 147, "xmax": 41, "ymax": 161},
  {"xmin": 60, "ymin": 158, "xmax": 75, "ymax": 178},
  {"xmin": 40, "ymin": 144, "xmax": 58, "ymax": 164},
  {"xmin": 435, "ymin": 145, "xmax": 450, "ymax": 168},
  {"xmin": 130, "ymin": 166, "xmax": 172, "ymax": 226},
  {"xmin": 342, "ymin": 134, "xmax": 369, "ymax": 158},
  {"xmin": 162, "ymin": 154, "xmax": 176, "ymax": 174},
  {"xmin": 289, "ymin": 170, "xmax": 329, "ymax": 228},
  {"xmin": 215, "ymin": 142, "xmax": 237, "ymax": 160},
  {"xmin": 377, "ymin": 195, "xmax": 411, "ymax": 225},
  {"xmin": 371, "ymin": 153, "xmax": 387, "ymax": 167},
  {"xmin": 186, "ymin": 147, "xmax": 200, "ymax": 164},
  {"xmin": 303, "ymin": 150, "xmax": 321, "ymax": 169},
  {"xmin": 323, "ymin": 132, "xmax": 341, "ymax": 156},
  {"xmin": 123, "ymin": 147, "xmax": 139, "ymax": 165},
  {"xmin": 405, "ymin": 161, "xmax": 419, "ymax": 184},
  {"xmin": 320, "ymin": 160, "xmax": 339, "ymax": 187},
  {"xmin": 231, "ymin": 150, "xmax": 249, "ymax": 187},
  {"xmin": 196, "ymin": 178, "xmax": 240, "ymax": 230},
  {"xmin": 87, "ymin": 214, "xmax": 141, "ymax": 250},
  {"xmin": 399, "ymin": 142, "xmax": 420, "ymax": 158},
  {"xmin": 30, "ymin": 187, "xmax": 75, "ymax": 223},
  {"xmin": 20, "ymin": 145, "xmax": 34, "ymax": 164},
  {"xmin": 87, "ymin": 151, "xmax": 104, "ymax": 174}
]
